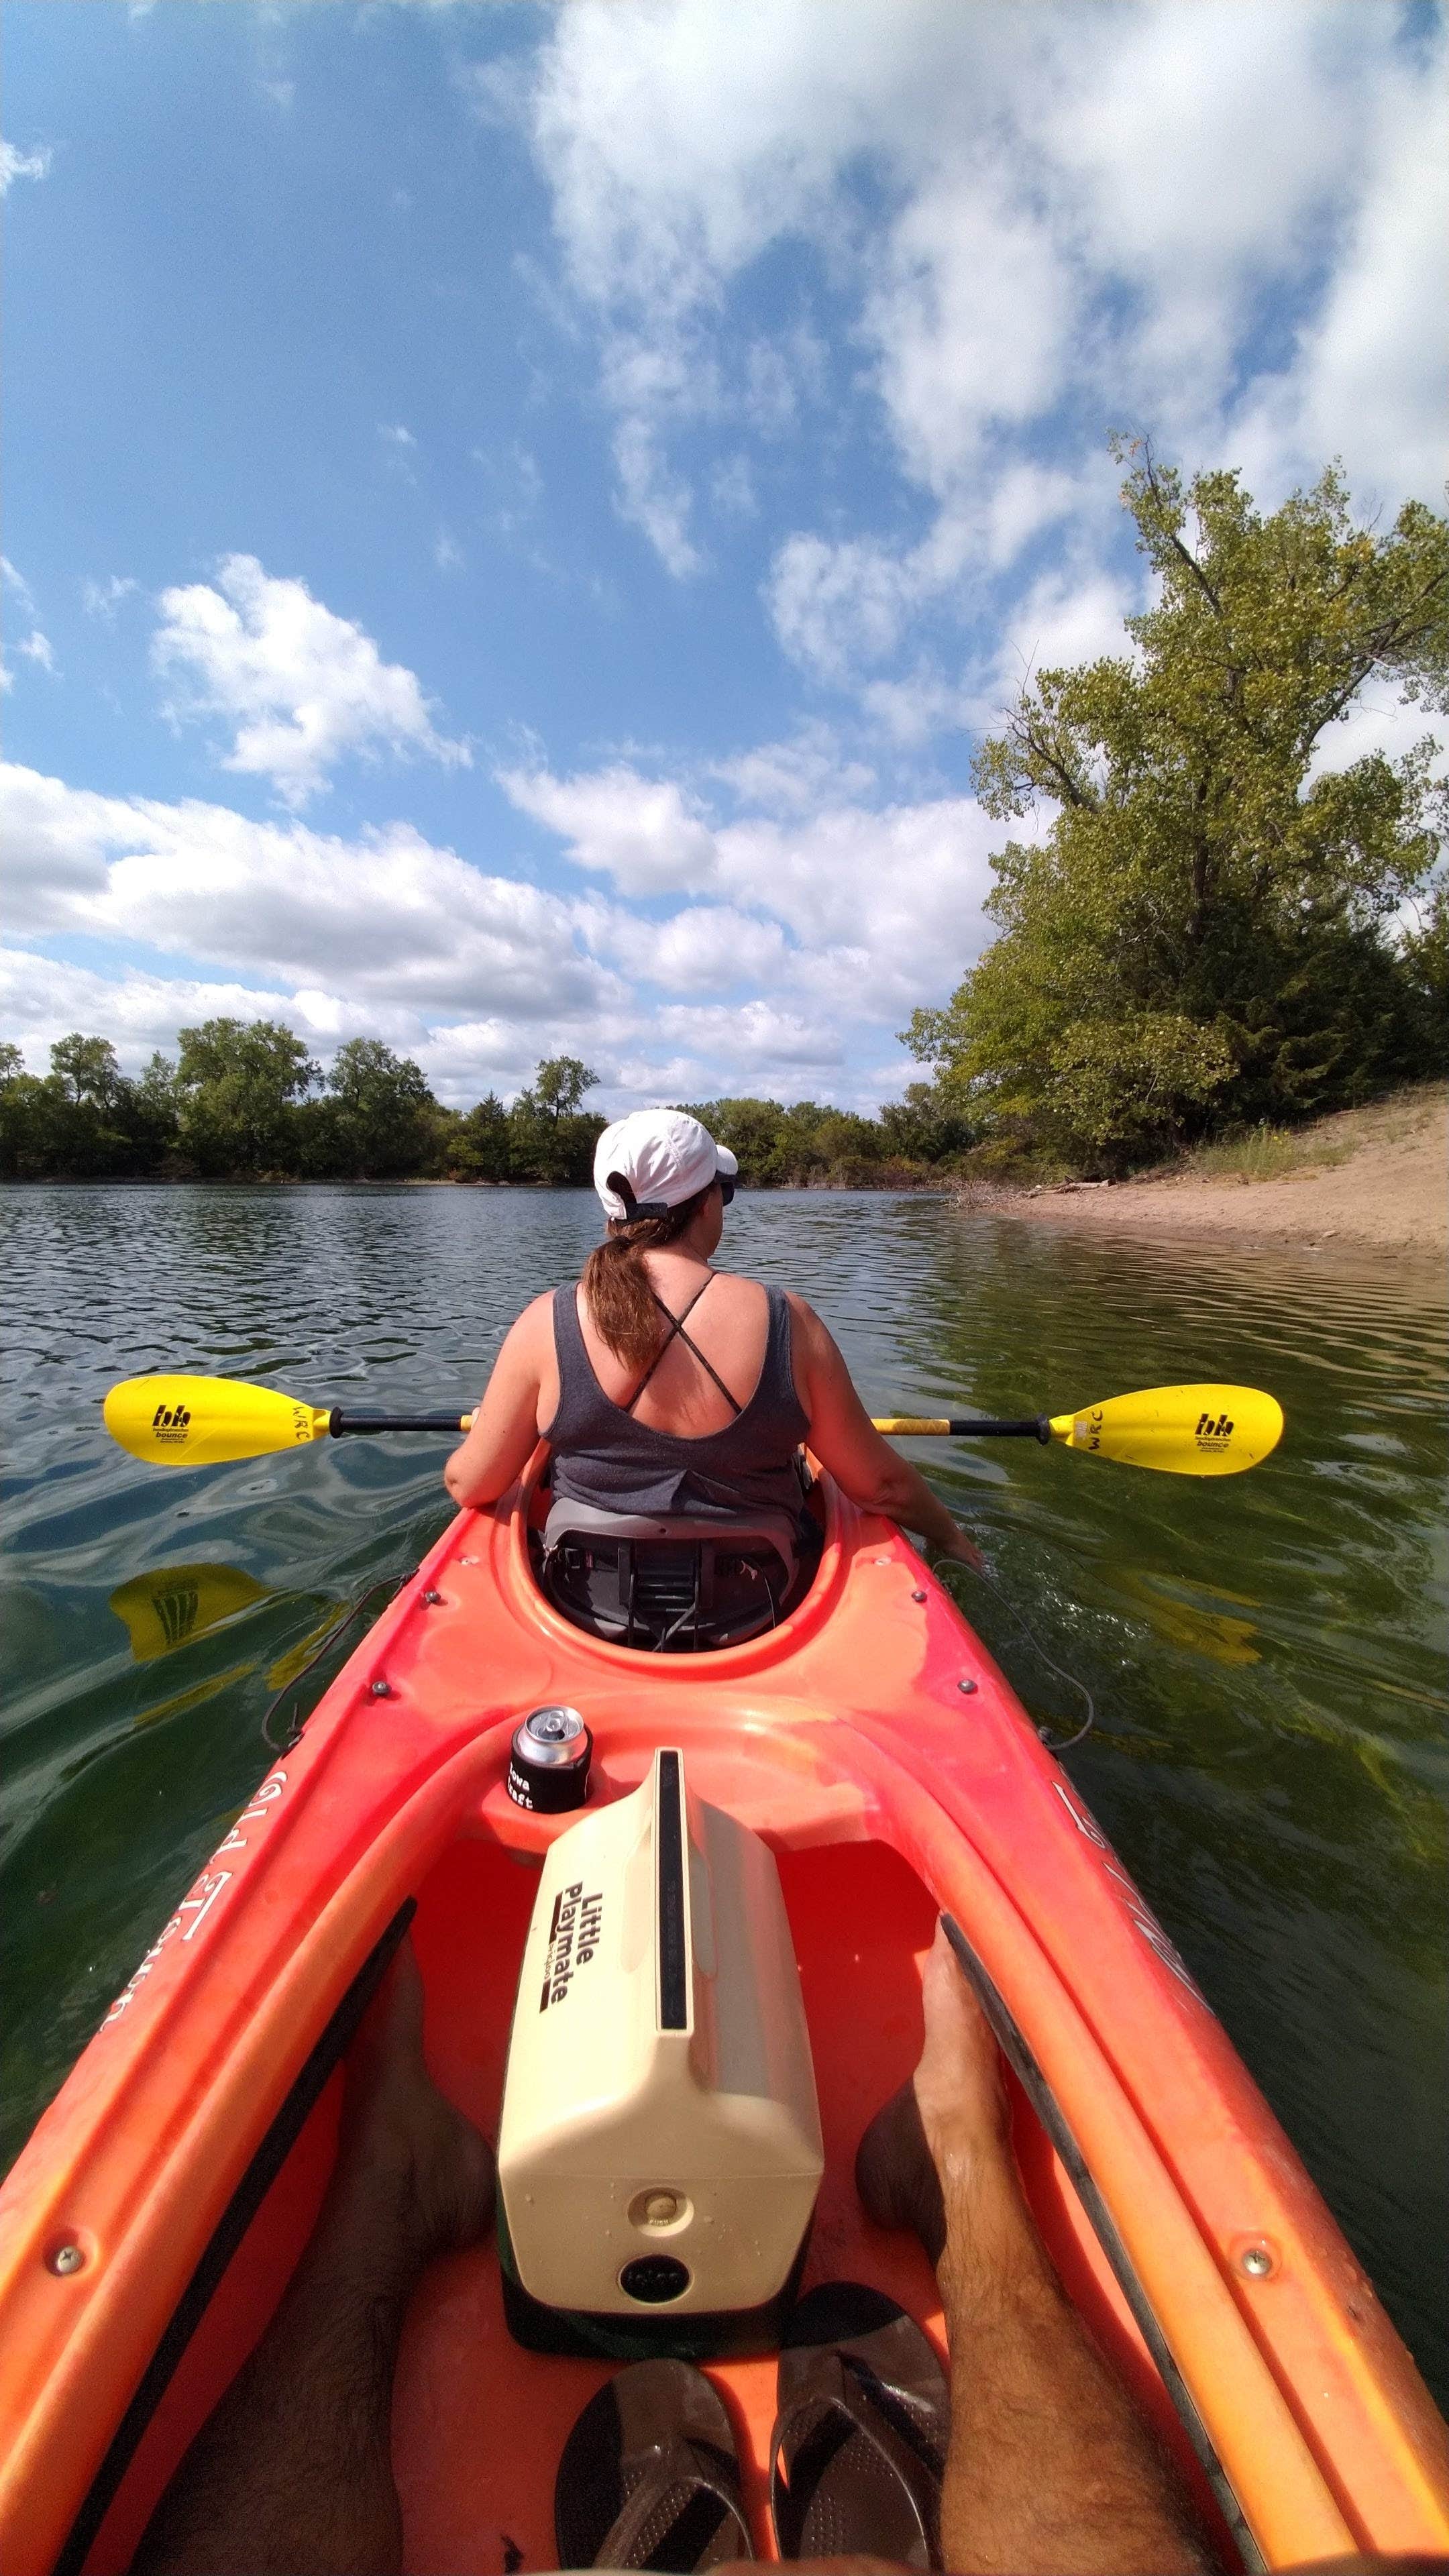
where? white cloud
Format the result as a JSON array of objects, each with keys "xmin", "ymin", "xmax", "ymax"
[
  {"xmin": 17, "ymin": 631, "xmax": 56, "ymax": 674},
  {"xmin": 494, "ymin": 0, "xmax": 1446, "ymax": 699},
  {"xmin": 434, "ymin": 529, "xmax": 464, "ymax": 572},
  {"xmin": 1, "ymin": 763, "xmax": 614, "ymax": 1026},
  {"xmin": 5, "ymin": 721, "xmax": 1000, "ymax": 1109},
  {"xmin": 498, "ymin": 763, "xmax": 720, "ymax": 896},
  {"xmin": 1233, "ymin": 50, "xmax": 1449, "ymax": 506},
  {"xmin": 708, "ymin": 724, "xmax": 875, "ymax": 814},
  {"xmin": 610, "ymin": 411, "xmax": 705, "ymax": 578},
  {"xmin": 1, "ymin": 142, "xmax": 52, "ymax": 195},
  {"xmin": 151, "ymin": 555, "xmax": 471, "ymax": 805},
  {"xmin": 0, "ymin": 951, "xmax": 318, "ymax": 1075},
  {"xmin": 3, "ymin": 556, "xmax": 38, "ymax": 613},
  {"xmin": 498, "ymin": 757, "xmax": 997, "ymax": 1008},
  {"xmin": 589, "ymin": 902, "xmax": 788, "ymax": 994},
  {"xmin": 83, "ymin": 575, "xmax": 140, "ymax": 619},
  {"xmin": 378, "ymin": 422, "xmax": 417, "ymax": 447},
  {"xmin": 709, "ymin": 454, "xmax": 757, "ymax": 521},
  {"xmin": 653, "ymin": 999, "xmax": 845, "ymax": 1073}
]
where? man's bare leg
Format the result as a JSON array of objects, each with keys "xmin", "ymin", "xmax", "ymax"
[
  {"xmin": 134, "ymin": 1940, "xmax": 494, "ymax": 2576},
  {"xmin": 855, "ymin": 1919, "xmax": 1214, "ymax": 2576}
]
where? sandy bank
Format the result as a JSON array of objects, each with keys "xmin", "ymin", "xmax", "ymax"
[{"xmin": 966, "ymin": 1085, "xmax": 1446, "ymax": 1254}]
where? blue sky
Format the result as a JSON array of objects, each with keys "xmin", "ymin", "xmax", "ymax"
[{"xmin": 5, "ymin": 0, "xmax": 1446, "ymax": 1110}]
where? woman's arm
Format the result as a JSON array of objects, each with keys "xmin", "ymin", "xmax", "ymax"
[
  {"xmin": 443, "ymin": 1296, "xmax": 552, "ymax": 1509},
  {"xmin": 789, "ymin": 1295, "xmax": 984, "ymax": 1570}
]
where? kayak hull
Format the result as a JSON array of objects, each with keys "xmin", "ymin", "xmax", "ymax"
[{"xmin": 2, "ymin": 1458, "xmax": 1446, "ymax": 2573}]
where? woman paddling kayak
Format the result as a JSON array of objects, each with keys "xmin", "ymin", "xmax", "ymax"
[{"xmin": 443, "ymin": 1108, "xmax": 982, "ymax": 1647}]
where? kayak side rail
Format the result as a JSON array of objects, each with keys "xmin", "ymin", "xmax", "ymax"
[
  {"xmin": 942, "ymin": 1914, "xmax": 1265, "ymax": 2576},
  {"xmin": 52, "ymin": 1904, "xmax": 417, "ymax": 2576}
]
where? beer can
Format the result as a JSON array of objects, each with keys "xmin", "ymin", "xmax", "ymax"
[{"xmin": 506, "ymin": 1705, "xmax": 592, "ymax": 1813}]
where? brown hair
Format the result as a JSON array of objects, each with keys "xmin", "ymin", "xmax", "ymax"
[{"xmin": 582, "ymin": 1181, "xmax": 715, "ymax": 1373}]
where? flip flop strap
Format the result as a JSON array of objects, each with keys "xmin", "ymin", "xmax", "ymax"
[
  {"xmin": 769, "ymin": 2366, "xmax": 941, "ymax": 2561},
  {"xmin": 598, "ymin": 2431, "xmax": 750, "ymax": 2570}
]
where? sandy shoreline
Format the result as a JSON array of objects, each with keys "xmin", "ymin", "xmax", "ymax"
[{"xmin": 964, "ymin": 1085, "xmax": 1446, "ymax": 1255}]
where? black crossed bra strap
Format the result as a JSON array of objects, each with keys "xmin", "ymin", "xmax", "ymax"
[{"xmin": 623, "ymin": 1276, "xmax": 745, "ymax": 1418}]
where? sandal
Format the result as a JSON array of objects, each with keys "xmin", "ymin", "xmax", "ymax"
[
  {"xmin": 769, "ymin": 2282, "xmax": 949, "ymax": 2568},
  {"xmin": 555, "ymin": 2357, "xmax": 754, "ymax": 2570}
]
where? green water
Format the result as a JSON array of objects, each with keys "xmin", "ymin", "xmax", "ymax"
[{"xmin": 3, "ymin": 1183, "xmax": 1446, "ymax": 2402}]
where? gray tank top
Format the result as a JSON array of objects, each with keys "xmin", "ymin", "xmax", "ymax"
[{"xmin": 545, "ymin": 1279, "xmax": 810, "ymax": 1522}]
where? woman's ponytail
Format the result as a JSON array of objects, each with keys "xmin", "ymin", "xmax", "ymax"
[{"xmin": 582, "ymin": 1177, "xmax": 714, "ymax": 1373}]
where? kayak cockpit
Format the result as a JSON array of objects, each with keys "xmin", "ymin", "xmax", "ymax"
[{"xmin": 70, "ymin": 1796, "xmax": 1229, "ymax": 2576}]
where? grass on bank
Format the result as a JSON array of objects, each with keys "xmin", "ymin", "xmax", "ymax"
[
  {"xmin": 960, "ymin": 1081, "xmax": 1446, "ymax": 1196},
  {"xmin": 1170, "ymin": 1082, "xmax": 1444, "ymax": 1187}
]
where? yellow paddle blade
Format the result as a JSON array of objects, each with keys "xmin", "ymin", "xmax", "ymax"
[
  {"xmin": 109, "ymin": 1562, "xmax": 272, "ymax": 1659},
  {"xmin": 1047, "ymin": 1383, "xmax": 1283, "ymax": 1477},
  {"xmin": 103, "ymin": 1375, "xmax": 333, "ymax": 1468}
]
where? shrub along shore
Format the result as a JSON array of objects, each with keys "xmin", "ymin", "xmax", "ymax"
[{"xmin": 5, "ymin": 449, "xmax": 1444, "ymax": 1193}]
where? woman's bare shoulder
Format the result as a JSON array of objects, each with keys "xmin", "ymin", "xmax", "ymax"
[
  {"xmin": 500, "ymin": 1289, "xmax": 556, "ymax": 1354},
  {"xmin": 784, "ymin": 1287, "xmax": 826, "ymax": 1338}
]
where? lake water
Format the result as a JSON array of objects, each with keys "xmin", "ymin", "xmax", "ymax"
[{"xmin": 3, "ymin": 1182, "xmax": 1446, "ymax": 2404}]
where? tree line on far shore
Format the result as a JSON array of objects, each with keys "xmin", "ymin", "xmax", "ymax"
[
  {"xmin": 0, "ymin": 1028, "xmax": 971, "ymax": 1187},
  {"xmin": 5, "ymin": 445, "xmax": 1445, "ymax": 1190}
]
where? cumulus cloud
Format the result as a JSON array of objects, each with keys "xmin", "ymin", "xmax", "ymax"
[
  {"xmin": 498, "ymin": 757, "xmax": 997, "ymax": 1008},
  {"xmin": 488, "ymin": 0, "xmax": 1446, "ymax": 711},
  {"xmin": 498, "ymin": 763, "xmax": 720, "ymax": 896},
  {"xmin": 151, "ymin": 555, "xmax": 471, "ymax": 805},
  {"xmin": 1, "ymin": 142, "xmax": 52, "ymax": 195},
  {"xmin": 707, "ymin": 725, "xmax": 875, "ymax": 815},
  {"xmin": 1, "ymin": 763, "xmax": 614, "ymax": 1024},
  {"xmin": 5, "ymin": 727, "xmax": 1004, "ymax": 1110}
]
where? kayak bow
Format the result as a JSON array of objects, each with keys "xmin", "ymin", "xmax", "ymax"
[{"xmin": 0, "ymin": 1458, "xmax": 1443, "ymax": 2576}]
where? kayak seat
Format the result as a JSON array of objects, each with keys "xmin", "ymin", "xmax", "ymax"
[{"xmin": 537, "ymin": 1496, "xmax": 819, "ymax": 1651}]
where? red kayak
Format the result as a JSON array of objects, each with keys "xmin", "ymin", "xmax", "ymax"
[{"xmin": 2, "ymin": 1454, "xmax": 1447, "ymax": 2573}]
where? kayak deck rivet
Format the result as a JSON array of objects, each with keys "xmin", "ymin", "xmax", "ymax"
[
  {"xmin": 48, "ymin": 2243, "xmax": 85, "ymax": 2276},
  {"xmin": 911, "ymin": 1589, "xmax": 927, "ymax": 1603},
  {"xmin": 422, "ymin": 1589, "xmax": 443, "ymax": 1606},
  {"xmin": 370, "ymin": 1679, "xmax": 393, "ymax": 1699},
  {"xmin": 958, "ymin": 1678, "xmax": 978, "ymax": 1695},
  {"xmin": 1240, "ymin": 2245, "xmax": 1274, "ymax": 2278}
]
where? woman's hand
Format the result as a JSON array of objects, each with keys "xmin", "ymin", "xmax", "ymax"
[{"xmin": 935, "ymin": 1525, "xmax": 985, "ymax": 1575}]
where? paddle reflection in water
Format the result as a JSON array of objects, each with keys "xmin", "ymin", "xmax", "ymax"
[{"xmin": 0, "ymin": 1179, "xmax": 1444, "ymax": 2407}]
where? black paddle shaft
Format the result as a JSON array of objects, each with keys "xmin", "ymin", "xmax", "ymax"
[
  {"xmin": 949, "ymin": 1417, "xmax": 1051, "ymax": 1440},
  {"xmin": 329, "ymin": 1410, "xmax": 468, "ymax": 1436}
]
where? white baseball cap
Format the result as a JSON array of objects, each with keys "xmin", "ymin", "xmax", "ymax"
[{"xmin": 593, "ymin": 1109, "xmax": 738, "ymax": 1222}]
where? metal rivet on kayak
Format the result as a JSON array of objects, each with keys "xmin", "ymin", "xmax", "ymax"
[
  {"xmin": 1240, "ymin": 2245, "xmax": 1274, "ymax": 2278},
  {"xmin": 48, "ymin": 2243, "xmax": 85, "ymax": 2276},
  {"xmin": 912, "ymin": 1589, "xmax": 926, "ymax": 1602},
  {"xmin": 370, "ymin": 1679, "xmax": 392, "ymax": 1699},
  {"xmin": 958, "ymin": 1678, "xmax": 978, "ymax": 1695},
  {"xmin": 422, "ymin": 1589, "xmax": 443, "ymax": 1605}
]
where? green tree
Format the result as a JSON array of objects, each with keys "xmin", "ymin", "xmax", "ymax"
[
  {"xmin": 318, "ymin": 1038, "xmax": 438, "ymax": 1179},
  {"xmin": 531, "ymin": 1055, "xmax": 598, "ymax": 1120},
  {"xmin": 175, "ymin": 1018, "xmax": 319, "ymax": 1178},
  {"xmin": 450, "ymin": 1092, "xmax": 511, "ymax": 1181},
  {"xmin": 681, "ymin": 1097, "xmax": 785, "ymax": 1183},
  {"xmin": 50, "ymin": 1034, "xmax": 124, "ymax": 1110},
  {"xmin": 508, "ymin": 1057, "xmax": 604, "ymax": 1183},
  {"xmin": 906, "ymin": 445, "xmax": 1449, "ymax": 1167}
]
